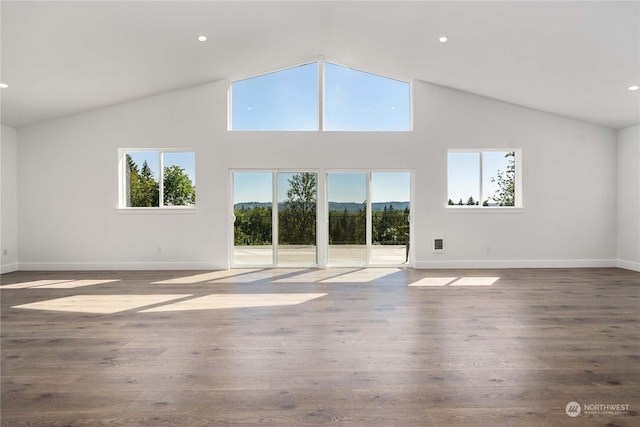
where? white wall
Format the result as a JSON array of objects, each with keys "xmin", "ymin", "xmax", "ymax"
[
  {"xmin": 1, "ymin": 125, "xmax": 19, "ymax": 273},
  {"xmin": 617, "ymin": 125, "xmax": 640, "ymax": 271},
  {"xmin": 15, "ymin": 79, "xmax": 618, "ymax": 270}
]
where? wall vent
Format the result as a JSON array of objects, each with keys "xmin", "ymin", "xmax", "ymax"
[{"xmin": 434, "ymin": 238, "xmax": 444, "ymax": 252}]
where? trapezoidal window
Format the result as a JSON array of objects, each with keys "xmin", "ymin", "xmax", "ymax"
[
  {"xmin": 229, "ymin": 60, "xmax": 411, "ymax": 131},
  {"xmin": 230, "ymin": 62, "xmax": 319, "ymax": 131},
  {"xmin": 324, "ymin": 62, "xmax": 411, "ymax": 131}
]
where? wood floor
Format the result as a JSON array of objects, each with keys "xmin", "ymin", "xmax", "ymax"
[{"xmin": 1, "ymin": 267, "xmax": 639, "ymax": 426}]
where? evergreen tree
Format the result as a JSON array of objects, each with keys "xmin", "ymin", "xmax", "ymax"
[
  {"xmin": 137, "ymin": 161, "xmax": 159, "ymax": 207},
  {"xmin": 467, "ymin": 196, "xmax": 476, "ymax": 206}
]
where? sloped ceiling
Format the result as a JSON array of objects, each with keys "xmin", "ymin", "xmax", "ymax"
[{"xmin": 1, "ymin": 1, "xmax": 638, "ymax": 129}]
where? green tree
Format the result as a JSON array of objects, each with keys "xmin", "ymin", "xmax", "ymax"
[
  {"xmin": 490, "ymin": 152, "xmax": 516, "ymax": 206},
  {"xmin": 163, "ymin": 165, "xmax": 196, "ymax": 206},
  {"xmin": 126, "ymin": 154, "xmax": 141, "ymax": 207},
  {"xmin": 234, "ymin": 205, "xmax": 272, "ymax": 245},
  {"xmin": 280, "ymin": 173, "xmax": 317, "ymax": 245},
  {"xmin": 139, "ymin": 161, "xmax": 160, "ymax": 207},
  {"xmin": 126, "ymin": 156, "xmax": 159, "ymax": 207},
  {"xmin": 467, "ymin": 196, "xmax": 476, "ymax": 206},
  {"xmin": 448, "ymin": 199, "xmax": 455, "ymax": 206}
]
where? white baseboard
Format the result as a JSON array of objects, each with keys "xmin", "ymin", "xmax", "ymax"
[
  {"xmin": 1, "ymin": 263, "xmax": 19, "ymax": 274},
  {"xmin": 17, "ymin": 261, "xmax": 228, "ymax": 271},
  {"xmin": 414, "ymin": 259, "xmax": 618, "ymax": 269},
  {"xmin": 8, "ymin": 259, "xmax": 637, "ymax": 272},
  {"xmin": 617, "ymin": 259, "xmax": 640, "ymax": 272}
]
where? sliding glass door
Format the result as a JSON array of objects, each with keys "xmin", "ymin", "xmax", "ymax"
[
  {"xmin": 327, "ymin": 172, "xmax": 367, "ymax": 265},
  {"xmin": 326, "ymin": 171, "xmax": 411, "ymax": 267},
  {"xmin": 232, "ymin": 172, "xmax": 273, "ymax": 266},
  {"xmin": 277, "ymin": 172, "xmax": 317, "ymax": 265},
  {"xmin": 371, "ymin": 172, "xmax": 411, "ymax": 265},
  {"xmin": 232, "ymin": 171, "xmax": 317, "ymax": 267},
  {"xmin": 232, "ymin": 170, "xmax": 411, "ymax": 267}
]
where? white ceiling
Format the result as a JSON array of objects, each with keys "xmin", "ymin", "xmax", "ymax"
[{"xmin": 1, "ymin": 1, "xmax": 639, "ymax": 130}]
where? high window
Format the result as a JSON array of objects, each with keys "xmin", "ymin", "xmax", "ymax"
[
  {"xmin": 230, "ymin": 63, "xmax": 319, "ymax": 131},
  {"xmin": 324, "ymin": 62, "xmax": 410, "ymax": 131},
  {"xmin": 119, "ymin": 150, "xmax": 196, "ymax": 208},
  {"xmin": 447, "ymin": 150, "xmax": 521, "ymax": 207},
  {"xmin": 229, "ymin": 60, "xmax": 411, "ymax": 131}
]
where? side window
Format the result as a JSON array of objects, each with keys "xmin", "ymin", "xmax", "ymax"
[
  {"xmin": 448, "ymin": 150, "xmax": 520, "ymax": 207},
  {"xmin": 121, "ymin": 150, "xmax": 196, "ymax": 208}
]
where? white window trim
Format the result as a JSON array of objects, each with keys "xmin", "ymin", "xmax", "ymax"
[
  {"xmin": 118, "ymin": 148, "xmax": 197, "ymax": 210},
  {"xmin": 447, "ymin": 148, "xmax": 523, "ymax": 210}
]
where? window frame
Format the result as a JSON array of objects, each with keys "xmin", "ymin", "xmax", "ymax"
[
  {"xmin": 118, "ymin": 148, "xmax": 197, "ymax": 210},
  {"xmin": 228, "ymin": 58, "xmax": 413, "ymax": 132},
  {"xmin": 447, "ymin": 148, "xmax": 523, "ymax": 210}
]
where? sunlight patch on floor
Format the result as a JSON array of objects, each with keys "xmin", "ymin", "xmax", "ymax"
[
  {"xmin": 152, "ymin": 269, "xmax": 259, "ymax": 284},
  {"xmin": 11, "ymin": 294, "xmax": 192, "ymax": 314},
  {"xmin": 408, "ymin": 277, "xmax": 459, "ymax": 287},
  {"xmin": 1, "ymin": 279, "xmax": 120, "ymax": 289},
  {"xmin": 36, "ymin": 279, "xmax": 121, "ymax": 289},
  {"xmin": 207, "ymin": 269, "xmax": 307, "ymax": 283},
  {"xmin": 1, "ymin": 280, "xmax": 73, "ymax": 289},
  {"xmin": 409, "ymin": 277, "xmax": 500, "ymax": 287},
  {"xmin": 139, "ymin": 293, "xmax": 328, "ymax": 313},
  {"xmin": 273, "ymin": 269, "xmax": 355, "ymax": 283},
  {"xmin": 320, "ymin": 268, "xmax": 401, "ymax": 283},
  {"xmin": 451, "ymin": 277, "xmax": 500, "ymax": 286}
]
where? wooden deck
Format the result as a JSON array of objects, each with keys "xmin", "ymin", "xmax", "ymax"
[{"xmin": 1, "ymin": 267, "xmax": 639, "ymax": 426}]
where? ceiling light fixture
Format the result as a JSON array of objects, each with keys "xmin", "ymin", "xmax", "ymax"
[
  {"xmin": 197, "ymin": 35, "xmax": 207, "ymax": 42},
  {"xmin": 629, "ymin": 85, "xmax": 640, "ymax": 91},
  {"xmin": 0, "ymin": 83, "xmax": 8, "ymax": 89},
  {"xmin": 438, "ymin": 36, "xmax": 448, "ymax": 43}
]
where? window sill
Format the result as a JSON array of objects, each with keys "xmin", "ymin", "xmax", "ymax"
[
  {"xmin": 446, "ymin": 206, "xmax": 524, "ymax": 214},
  {"xmin": 117, "ymin": 207, "xmax": 198, "ymax": 214}
]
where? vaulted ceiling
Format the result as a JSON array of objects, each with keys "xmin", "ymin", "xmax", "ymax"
[{"xmin": 1, "ymin": 1, "xmax": 638, "ymax": 130}]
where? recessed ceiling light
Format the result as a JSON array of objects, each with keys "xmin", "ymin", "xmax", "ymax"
[
  {"xmin": 629, "ymin": 85, "xmax": 640, "ymax": 91},
  {"xmin": 0, "ymin": 83, "xmax": 8, "ymax": 89},
  {"xmin": 438, "ymin": 36, "xmax": 448, "ymax": 43},
  {"xmin": 197, "ymin": 35, "xmax": 207, "ymax": 42}
]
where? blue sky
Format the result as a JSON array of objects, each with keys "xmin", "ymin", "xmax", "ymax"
[
  {"xmin": 127, "ymin": 151, "xmax": 196, "ymax": 185},
  {"xmin": 231, "ymin": 61, "xmax": 410, "ymax": 131},
  {"xmin": 234, "ymin": 172, "xmax": 410, "ymax": 204}
]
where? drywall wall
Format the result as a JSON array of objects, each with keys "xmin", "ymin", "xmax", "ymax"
[
  {"xmin": 15, "ymin": 79, "xmax": 618, "ymax": 270},
  {"xmin": 1, "ymin": 125, "xmax": 18, "ymax": 273},
  {"xmin": 617, "ymin": 125, "xmax": 640, "ymax": 271}
]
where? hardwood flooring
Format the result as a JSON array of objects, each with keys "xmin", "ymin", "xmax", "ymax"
[{"xmin": 1, "ymin": 267, "xmax": 639, "ymax": 426}]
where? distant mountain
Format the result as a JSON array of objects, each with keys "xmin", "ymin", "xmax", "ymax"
[
  {"xmin": 234, "ymin": 202, "xmax": 271, "ymax": 210},
  {"xmin": 235, "ymin": 201, "xmax": 409, "ymax": 212}
]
